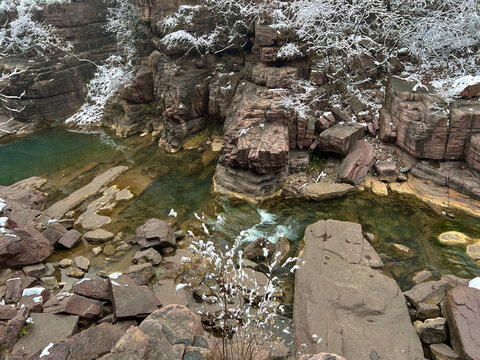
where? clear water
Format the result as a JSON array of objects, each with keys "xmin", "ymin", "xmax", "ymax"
[
  {"xmin": 0, "ymin": 129, "xmax": 114, "ymax": 186},
  {"xmin": 2, "ymin": 129, "xmax": 480, "ymax": 290}
]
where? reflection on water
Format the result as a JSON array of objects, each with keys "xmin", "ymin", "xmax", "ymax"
[{"xmin": 2, "ymin": 129, "xmax": 480, "ymax": 291}]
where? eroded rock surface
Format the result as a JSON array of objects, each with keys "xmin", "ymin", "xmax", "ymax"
[{"xmin": 294, "ymin": 219, "xmax": 422, "ymax": 359}]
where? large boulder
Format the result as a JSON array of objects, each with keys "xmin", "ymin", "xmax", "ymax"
[
  {"xmin": 317, "ymin": 123, "xmax": 365, "ymax": 155},
  {"xmin": 109, "ymin": 275, "xmax": 160, "ymax": 319},
  {"xmin": 293, "ymin": 219, "xmax": 423, "ymax": 359},
  {"xmin": 135, "ymin": 218, "xmax": 176, "ymax": 249},
  {"xmin": 337, "ymin": 140, "xmax": 376, "ymax": 184},
  {"xmin": 0, "ymin": 225, "xmax": 53, "ymax": 269},
  {"xmin": 139, "ymin": 304, "xmax": 203, "ymax": 348},
  {"xmin": 443, "ymin": 286, "xmax": 480, "ymax": 360}
]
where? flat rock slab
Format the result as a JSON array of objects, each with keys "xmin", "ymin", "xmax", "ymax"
[
  {"xmin": 317, "ymin": 123, "xmax": 365, "ymax": 155},
  {"xmin": 110, "ymin": 277, "xmax": 160, "ymax": 319},
  {"xmin": 444, "ymin": 286, "xmax": 480, "ymax": 360},
  {"xmin": 299, "ymin": 182, "xmax": 356, "ymax": 201},
  {"xmin": 84, "ymin": 228, "xmax": 114, "ymax": 242},
  {"xmin": 40, "ymin": 166, "xmax": 127, "ymax": 221},
  {"xmin": 13, "ymin": 313, "xmax": 79, "ymax": 358},
  {"xmin": 73, "ymin": 278, "xmax": 111, "ymax": 301},
  {"xmin": 30, "ymin": 323, "xmax": 125, "ymax": 360},
  {"xmin": 44, "ymin": 293, "xmax": 103, "ymax": 320},
  {"xmin": 294, "ymin": 219, "xmax": 422, "ymax": 359},
  {"xmin": 58, "ymin": 229, "xmax": 82, "ymax": 249}
]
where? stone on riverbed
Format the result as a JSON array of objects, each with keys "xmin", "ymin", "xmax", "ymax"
[
  {"xmin": 109, "ymin": 275, "xmax": 160, "ymax": 319},
  {"xmin": 39, "ymin": 166, "xmax": 127, "ymax": 222},
  {"xmin": 466, "ymin": 243, "xmax": 480, "ymax": 261},
  {"xmin": 299, "ymin": 182, "xmax": 356, "ymax": 201},
  {"xmin": 42, "ymin": 222, "xmax": 68, "ymax": 245},
  {"xmin": 29, "ymin": 323, "xmax": 124, "ymax": 360},
  {"xmin": 438, "ymin": 231, "xmax": 471, "ymax": 246},
  {"xmin": 293, "ymin": 219, "xmax": 422, "ymax": 359},
  {"xmin": 429, "ymin": 343, "xmax": 460, "ymax": 360},
  {"xmin": 135, "ymin": 218, "xmax": 176, "ymax": 249},
  {"xmin": 73, "ymin": 278, "xmax": 111, "ymax": 301},
  {"xmin": 44, "ymin": 293, "xmax": 103, "ymax": 320},
  {"xmin": 84, "ymin": 228, "xmax": 115, "ymax": 243},
  {"xmin": 132, "ymin": 248, "xmax": 162, "ymax": 266},
  {"xmin": 74, "ymin": 256, "xmax": 90, "ymax": 271},
  {"xmin": 58, "ymin": 229, "xmax": 82, "ymax": 249}
]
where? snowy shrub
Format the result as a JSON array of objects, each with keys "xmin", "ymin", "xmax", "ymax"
[
  {"xmin": 67, "ymin": 0, "xmax": 143, "ymax": 126},
  {"xmin": 277, "ymin": 42, "xmax": 303, "ymax": 61},
  {"xmin": 157, "ymin": 0, "xmax": 260, "ymax": 55},
  {"xmin": 185, "ymin": 235, "xmax": 293, "ymax": 359},
  {"xmin": 65, "ymin": 55, "xmax": 134, "ymax": 126},
  {"xmin": 104, "ymin": 0, "xmax": 146, "ymax": 62},
  {"xmin": 0, "ymin": 0, "xmax": 71, "ymax": 56}
]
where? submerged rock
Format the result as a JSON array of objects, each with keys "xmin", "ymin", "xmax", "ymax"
[
  {"xmin": 84, "ymin": 229, "xmax": 115, "ymax": 243},
  {"xmin": 438, "ymin": 231, "xmax": 471, "ymax": 246}
]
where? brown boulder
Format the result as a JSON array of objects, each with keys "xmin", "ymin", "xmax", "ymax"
[
  {"xmin": 132, "ymin": 248, "xmax": 162, "ymax": 266},
  {"xmin": 135, "ymin": 218, "xmax": 176, "ymax": 249},
  {"xmin": 58, "ymin": 229, "xmax": 83, "ymax": 249},
  {"xmin": 0, "ymin": 225, "xmax": 53, "ymax": 269},
  {"xmin": 100, "ymin": 326, "xmax": 150, "ymax": 360},
  {"xmin": 0, "ymin": 307, "xmax": 29, "ymax": 351},
  {"xmin": 13, "ymin": 313, "xmax": 79, "ymax": 358},
  {"xmin": 42, "ymin": 222, "xmax": 68, "ymax": 245},
  {"xmin": 317, "ymin": 123, "xmax": 365, "ymax": 155},
  {"xmin": 375, "ymin": 162, "xmax": 399, "ymax": 182},
  {"xmin": 43, "ymin": 293, "xmax": 103, "ymax": 320},
  {"xmin": 0, "ymin": 305, "xmax": 18, "ymax": 320},
  {"xmin": 243, "ymin": 237, "xmax": 275, "ymax": 261},
  {"xmin": 73, "ymin": 278, "xmax": 111, "ymax": 301},
  {"xmin": 338, "ymin": 140, "xmax": 376, "ymax": 184},
  {"xmin": 443, "ymin": 286, "xmax": 480, "ymax": 360},
  {"xmin": 458, "ymin": 82, "xmax": 480, "ymax": 99},
  {"xmin": 110, "ymin": 276, "xmax": 160, "ymax": 319},
  {"xmin": 139, "ymin": 304, "xmax": 203, "ymax": 347}
]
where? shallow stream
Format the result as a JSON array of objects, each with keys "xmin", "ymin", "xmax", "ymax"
[{"xmin": 1, "ymin": 129, "xmax": 479, "ymax": 291}]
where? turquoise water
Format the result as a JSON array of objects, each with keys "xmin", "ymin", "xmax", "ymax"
[
  {"xmin": 0, "ymin": 129, "xmax": 114, "ymax": 185},
  {"xmin": 2, "ymin": 129, "xmax": 480, "ymax": 290}
]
